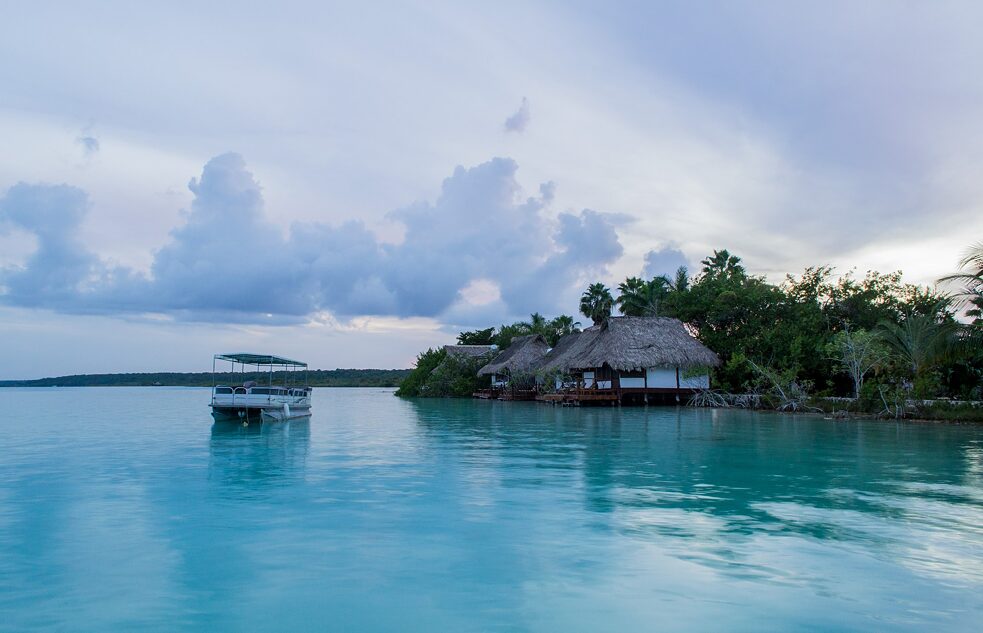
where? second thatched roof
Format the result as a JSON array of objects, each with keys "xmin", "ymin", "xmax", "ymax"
[
  {"xmin": 477, "ymin": 334, "xmax": 550, "ymax": 376},
  {"xmin": 443, "ymin": 344, "xmax": 496, "ymax": 359},
  {"xmin": 539, "ymin": 316, "xmax": 719, "ymax": 372}
]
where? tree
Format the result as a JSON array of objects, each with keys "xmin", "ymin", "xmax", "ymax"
[
  {"xmin": 940, "ymin": 241, "xmax": 983, "ymax": 325},
  {"xmin": 700, "ymin": 249, "xmax": 744, "ymax": 279},
  {"xmin": 457, "ymin": 327, "xmax": 496, "ymax": 345},
  {"xmin": 519, "ymin": 312, "xmax": 549, "ymax": 336},
  {"xmin": 617, "ymin": 276, "xmax": 672, "ymax": 317},
  {"xmin": 394, "ymin": 348, "xmax": 447, "ymax": 397},
  {"xmin": 876, "ymin": 312, "xmax": 957, "ymax": 397},
  {"xmin": 827, "ymin": 327, "xmax": 888, "ymax": 398},
  {"xmin": 580, "ymin": 283, "xmax": 614, "ymax": 325},
  {"xmin": 494, "ymin": 323, "xmax": 528, "ymax": 349},
  {"xmin": 669, "ymin": 266, "xmax": 690, "ymax": 293},
  {"xmin": 545, "ymin": 315, "xmax": 580, "ymax": 346}
]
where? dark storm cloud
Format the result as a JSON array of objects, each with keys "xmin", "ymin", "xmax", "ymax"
[{"xmin": 0, "ymin": 153, "xmax": 625, "ymax": 323}]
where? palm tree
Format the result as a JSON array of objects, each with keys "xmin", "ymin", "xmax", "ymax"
[
  {"xmin": 940, "ymin": 241, "xmax": 983, "ymax": 324},
  {"xmin": 617, "ymin": 276, "xmax": 670, "ymax": 317},
  {"xmin": 875, "ymin": 312, "xmax": 956, "ymax": 378},
  {"xmin": 669, "ymin": 266, "xmax": 690, "ymax": 293},
  {"xmin": 546, "ymin": 315, "xmax": 580, "ymax": 345},
  {"xmin": 616, "ymin": 277, "xmax": 647, "ymax": 316},
  {"xmin": 580, "ymin": 283, "xmax": 614, "ymax": 326},
  {"xmin": 519, "ymin": 312, "xmax": 548, "ymax": 336},
  {"xmin": 700, "ymin": 249, "xmax": 744, "ymax": 279}
]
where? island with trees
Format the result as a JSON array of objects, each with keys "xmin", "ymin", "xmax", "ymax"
[{"xmin": 397, "ymin": 244, "xmax": 983, "ymax": 421}]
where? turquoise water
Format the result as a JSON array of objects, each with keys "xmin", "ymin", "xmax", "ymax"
[{"xmin": 2, "ymin": 388, "xmax": 982, "ymax": 632}]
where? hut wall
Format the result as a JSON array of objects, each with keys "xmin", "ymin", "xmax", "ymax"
[
  {"xmin": 619, "ymin": 369, "xmax": 645, "ymax": 388},
  {"xmin": 646, "ymin": 367, "xmax": 678, "ymax": 388},
  {"xmin": 680, "ymin": 371, "xmax": 710, "ymax": 389}
]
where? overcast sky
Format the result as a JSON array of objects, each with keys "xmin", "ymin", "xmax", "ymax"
[{"xmin": 2, "ymin": 1, "xmax": 982, "ymax": 378}]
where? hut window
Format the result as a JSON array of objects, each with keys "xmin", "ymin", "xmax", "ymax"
[{"xmin": 620, "ymin": 369, "xmax": 644, "ymax": 378}]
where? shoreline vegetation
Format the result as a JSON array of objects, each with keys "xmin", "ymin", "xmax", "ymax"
[
  {"xmin": 396, "ymin": 246, "xmax": 983, "ymax": 422},
  {"xmin": 0, "ymin": 368, "xmax": 410, "ymax": 388}
]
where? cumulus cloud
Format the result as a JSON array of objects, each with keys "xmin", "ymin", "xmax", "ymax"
[
  {"xmin": 503, "ymin": 97, "xmax": 530, "ymax": 133},
  {"xmin": 0, "ymin": 184, "xmax": 99, "ymax": 309},
  {"xmin": 0, "ymin": 153, "xmax": 625, "ymax": 323},
  {"xmin": 642, "ymin": 244, "xmax": 689, "ymax": 278}
]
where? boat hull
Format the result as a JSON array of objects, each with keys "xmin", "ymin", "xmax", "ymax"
[{"xmin": 211, "ymin": 404, "xmax": 311, "ymax": 423}]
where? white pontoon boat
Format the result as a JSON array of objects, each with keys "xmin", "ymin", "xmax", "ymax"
[{"xmin": 210, "ymin": 353, "xmax": 312, "ymax": 423}]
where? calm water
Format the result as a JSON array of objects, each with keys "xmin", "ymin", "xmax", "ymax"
[{"xmin": 2, "ymin": 388, "xmax": 982, "ymax": 632}]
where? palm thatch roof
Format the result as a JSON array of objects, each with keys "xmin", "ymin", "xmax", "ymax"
[
  {"xmin": 477, "ymin": 335, "xmax": 550, "ymax": 376},
  {"xmin": 443, "ymin": 344, "xmax": 496, "ymax": 359},
  {"xmin": 539, "ymin": 317, "xmax": 719, "ymax": 372},
  {"xmin": 536, "ymin": 330, "xmax": 594, "ymax": 373}
]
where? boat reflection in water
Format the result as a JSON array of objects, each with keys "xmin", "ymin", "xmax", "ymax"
[{"xmin": 208, "ymin": 418, "xmax": 310, "ymax": 490}]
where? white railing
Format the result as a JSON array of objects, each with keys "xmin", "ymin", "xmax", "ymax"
[{"xmin": 211, "ymin": 386, "xmax": 311, "ymax": 408}]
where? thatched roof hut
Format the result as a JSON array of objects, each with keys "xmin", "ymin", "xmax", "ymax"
[
  {"xmin": 541, "ymin": 317, "xmax": 718, "ymax": 371},
  {"xmin": 536, "ymin": 330, "xmax": 592, "ymax": 373},
  {"xmin": 477, "ymin": 335, "xmax": 550, "ymax": 376}
]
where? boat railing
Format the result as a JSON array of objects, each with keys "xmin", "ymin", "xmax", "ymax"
[{"xmin": 212, "ymin": 385, "xmax": 311, "ymax": 407}]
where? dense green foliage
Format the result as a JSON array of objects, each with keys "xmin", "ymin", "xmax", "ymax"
[
  {"xmin": 1, "ymin": 368, "xmax": 411, "ymax": 388},
  {"xmin": 633, "ymin": 248, "xmax": 982, "ymax": 400},
  {"xmin": 394, "ymin": 347, "xmax": 494, "ymax": 397},
  {"xmin": 406, "ymin": 245, "xmax": 983, "ymax": 405},
  {"xmin": 458, "ymin": 313, "xmax": 580, "ymax": 348},
  {"xmin": 394, "ymin": 348, "xmax": 448, "ymax": 397}
]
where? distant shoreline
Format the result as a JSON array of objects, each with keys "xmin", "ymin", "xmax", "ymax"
[{"xmin": 0, "ymin": 368, "xmax": 410, "ymax": 388}]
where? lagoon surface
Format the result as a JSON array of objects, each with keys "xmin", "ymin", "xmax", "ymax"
[{"xmin": 2, "ymin": 387, "xmax": 982, "ymax": 631}]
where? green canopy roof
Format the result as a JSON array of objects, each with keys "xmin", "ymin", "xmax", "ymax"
[{"xmin": 214, "ymin": 353, "xmax": 307, "ymax": 368}]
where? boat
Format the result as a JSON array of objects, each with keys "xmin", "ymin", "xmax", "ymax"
[{"xmin": 209, "ymin": 353, "xmax": 312, "ymax": 423}]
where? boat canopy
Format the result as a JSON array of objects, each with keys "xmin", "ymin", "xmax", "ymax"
[{"xmin": 214, "ymin": 353, "xmax": 307, "ymax": 368}]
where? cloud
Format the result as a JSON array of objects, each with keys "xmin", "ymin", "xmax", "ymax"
[
  {"xmin": 76, "ymin": 135, "xmax": 100, "ymax": 157},
  {"xmin": 642, "ymin": 245, "xmax": 689, "ymax": 279},
  {"xmin": 0, "ymin": 183, "xmax": 99, "ymax": 309},
  {"xmin": 0, "ymin": 153, "xmax": 626, "ymax": 323},
  {"xmin": 503, "ymin": 97, "xmax": 530, "ymax": 133}
]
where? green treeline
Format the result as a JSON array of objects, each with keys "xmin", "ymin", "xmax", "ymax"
[
  {"xmin": 399, "ymin": 246, "xmax": 983, "ymax": 407},
  {"xmin": 1, "ymin": 368, "xmax": 411, "ymax": 388},
  {"xmin": 394, "ymin": 348, "xmax": 494, "ymax": 398}
]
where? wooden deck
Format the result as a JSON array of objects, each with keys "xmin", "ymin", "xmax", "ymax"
[
  {"xmin": 480, "ymin": 386, "xmax": 700, "ymax": 405},
  {"xmin": 538, "ymin": 386, "xmax": 699, "ymax": 406},
  {"xmin": 498, "ymin": 389, "xmax": 538, "ymax": 401},
  {"xmin": 538, "ymin": 388, "xmax": 620, "ymax": 405},
  {"xmin": 472, "ymin": 388, "xmax": 537, "ymax": 401}
]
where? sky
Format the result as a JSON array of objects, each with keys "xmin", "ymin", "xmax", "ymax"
[{"xmin": 2, "ymin": 1, "xmax": 983, "ymax": 378}]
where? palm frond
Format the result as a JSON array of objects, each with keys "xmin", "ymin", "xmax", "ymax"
[{"xmin": 957, "ymin": 241, "xmax": 983, "ymax": 273}]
